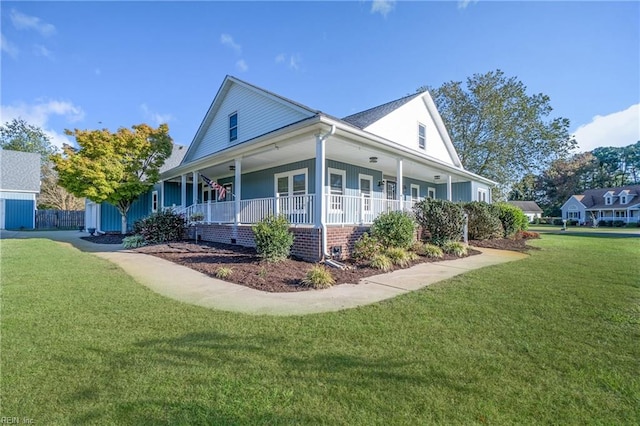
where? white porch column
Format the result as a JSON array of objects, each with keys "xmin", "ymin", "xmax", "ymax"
[
  {"xmin": 181, "ymin": 174, "xmax": 187, "ymax": 208},
  {"xmin": 447, "ymin": 175, "xmax": 452, "ymax": 201},
  {"xmin": 396, "ymin": 158, "xmax": 403, "ymax": 206},
  {"xmin": 234, "ymin": 158, "xmax": 242, "ymax": 230},
  {"xmin": 192, "ymin": 171, "xmax": 199, "ymax": 204},
  {"xmin": 315, "ymin": 133, "xmax": 326, "ymax": 228}
]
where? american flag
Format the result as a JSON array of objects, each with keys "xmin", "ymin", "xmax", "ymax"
[{"xmin": 201, "ymin": 174, "xmax": 226, "ymax": 200}]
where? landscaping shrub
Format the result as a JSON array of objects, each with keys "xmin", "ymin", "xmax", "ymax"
[
  {"xmin": 613, "ymin": 220, "xmax": 625, "ymax": 227},
  {"xmin": 301, "ymin": 265, "xmax": 335, "ymax": 289},
  {"xmin": 370, "ymin": 211, "xmax": 417, "ymax": 249},
  {"xmin": 463, "ymin": 201, "xmax": 503, "ymax": 240},
  {"xmin": 370, "ymin": 254, "xmax": 393, "ymax": 272},
  {"xmin": 552, "ymin": 218, "xmax": 564, "ymax": 226},
  {"xmin": 121, "ymin": 234, "xmax": 146, "ymax": 249},
  {"xmin": 494, "ymin": 202, "xmax": 529, "ymax": 238},
  {"xmin": 215, "ymin": 267, "xmax": 233, "ymax": 279},
  {"xmin": 441, "ymin": 241, "xmax": 468, "ymax": 257},
  {"xmin": 133, "ymin": 210, "xmax": 187, "ymax": 244},
  {"xmin": 252, "ymin": 215, "xmax": 294, "ymax": 262},
  {"xmin": 413, "ymin": 199, "xmax": 465, "ymax": 245},
  {"xmin": 385, "ymin": 247, "xmax": 412, "ymax": 267},
  {"xmin": 566, "ymin": 219, "xmax": 579, "ymax": 226},
  {"xmin": 352, "ymin": 233, "xmax": 382, "ymax": 261},
  {"xmin": 420, "ymin": 243, "xmax": 444, "ymax": 259}
]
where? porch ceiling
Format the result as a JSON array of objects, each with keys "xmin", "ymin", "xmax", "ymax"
[{"xmin": 168, "ymin": 134, "xmax": 471, "ymax": 183}]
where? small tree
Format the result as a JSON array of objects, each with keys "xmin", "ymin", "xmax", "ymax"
[
  {"xmin": 0, "ymin": 118, "xmax": 56, "ymax": 162},
  {"xmin": 53, "ymin": 124, "xmax": 173, "ymax": 234},
  {"xmin": 370, "ymin": 211, "xmax": 417, "ymax": 249}
]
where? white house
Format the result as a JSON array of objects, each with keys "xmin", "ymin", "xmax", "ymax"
[
  {"xmin": 561, "ymin": 185, "xmax": 640, "ymax": 225},
  {"xmin": 95, "ymin": 76, "xmax": 496, "ymax": 260}
]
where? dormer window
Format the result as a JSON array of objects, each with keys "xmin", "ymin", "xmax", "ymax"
[
  {"xmin": 229, "ymin": 112, "xmax": 238, "ymax": 142},
  {"xmin": 605, "ymin": 196, "xmax": 612, "ymax": 205},
  {"xmin": 621, "ymin": 195, "xmax": 627, "ymax": 204},
  {"xmin": 418, "ymin": 123, "xmax": 426, "ymax": 150}
]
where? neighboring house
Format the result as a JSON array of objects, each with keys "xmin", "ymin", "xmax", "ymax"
[
  {"xmin": 561, "ymin": 185, "xmax": 640, "ymax": 225},
  {"xmin": 507, "ymin": 201, "xmax": 543, "ymax": 222},
  {"xmin": 96, "ymin": 76, "xmax": 496, "ymax": 260},
  {"xmin": 0, "ymin": 149, "xmax": 40, "ymax": 230}
]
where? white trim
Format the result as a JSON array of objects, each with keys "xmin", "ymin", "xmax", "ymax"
[
  {"xmin": 417, "ymin": 121, "xmax": 426, "ymax": 150},
  {"xmin": 328, "ymin": 168, "xmax": 346, "ymax": 212},
  {"xmin": 359, "ymin": 173, "xmax": 373, "ymax": 212},
  {"xmin": 151, "ymin": 191, "xmax": 159, "ymax": 213},
  {"xmin": 274, "ymin": 168, "xmax": 309, "ymax": 197},
  {"xmin": 410, "ymin": 184, "xmax": 420, "ymax": 202},
  {"xmin": 427, "ymin": 187, "xmax": 436, "ymax": 199},
  {"xmin": 477, "ymin": 188, "xmax": 487, "ymax": 202}
]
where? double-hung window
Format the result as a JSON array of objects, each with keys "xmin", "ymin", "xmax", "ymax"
[
  {"xmin": 229, "ymin": 112, "xmax": 238, "ymax": 142},
  {"xmin": 478, "ymin": 189, "xmax": 487, "ymax": 202},
  {"xmin": 418, "ymin": 123, "xmax": 426, "ymax": 150},
  {"xmin": 359, "ymin": 174, "xmax": 373, "ymax": 212},
  {"xmin": 328, "ymin": 168, "xmax": 346, "ymax": 211}
]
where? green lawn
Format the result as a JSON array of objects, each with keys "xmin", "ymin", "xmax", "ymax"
[
  {"xmin": 529, "ymin": 224, "xmax": 640, "ymax": 235},
  {"xmin": 1, "ymin": 235, "xmax": 639, "ymax": 424}
]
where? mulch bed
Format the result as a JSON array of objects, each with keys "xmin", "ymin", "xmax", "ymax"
[{"xmin": 80, "ymin": 233, "xmax": 536, "ymax": 293}]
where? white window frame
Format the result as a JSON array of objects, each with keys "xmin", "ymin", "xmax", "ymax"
[
  {"xmin": 151, "ymin": 190, "xmax": 159, "ymax": 213},
  {"xmin": 274, "ymin": 168, "xmax": 308, "ymax": 197},
  {"xmin": 229, "ymin": 112, "xmax": 238, "ymax": 142},
  {"xmin": 328, "ymin": 168, "xmax": 346, "ymax": 212},
  {"xmin": 358, "ymin": 173, "xmax": 373, "ymax": 212},
  {"xmin": 477, "ymin": 188, "xmax": 487, "ymax": 202},
  {"xmin": 427, "ymin": 187, "xmax": 436, "ymax": 199},
  {"xmin": 621, "ymin": 195, "xmax": 627, "ymax": 204},
  {"xmin": 410, "ymin": 184, "xmax": 420, "ymax": 202},
  {"xmin": 418, "ymin": 122, "xmax": 426, "ymax": 150},
  {"xmin": 605, "ymin": 195, "xmax": 612, "ymax": 205},
  {"xmin": 222, "ymin": 182, "xmax": 233, "ymax": 202}
]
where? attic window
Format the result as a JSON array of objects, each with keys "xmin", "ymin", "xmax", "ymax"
[
  {"xmin": 229, "ymin": 112, "xmax": 238, "ymax": 142},
  {"xmin": 605, "ymin": 196, "xmax": 612, "ymax": 205},
  {"xmin": 621, "ymin": 195, "xmax": 627, "ymax": 204},
  {"xmin": 418, "ymin": 123, "xmax": 426, "ymax": 150}
]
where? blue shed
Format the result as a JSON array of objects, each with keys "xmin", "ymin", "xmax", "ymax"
[{"xmin": 0, "ymin": 149, "xmax": 40, "ymax": 230}]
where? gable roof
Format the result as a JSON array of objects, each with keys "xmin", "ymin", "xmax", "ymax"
[
  {"xmin": 507, "ymin": 201, "xmax": 543, "ymax": 213},
  {"xmin": 161, "ymin": 144, "xmax": 188, "ymax": 172},
  {"xmin": 574, "ymin": 185, "xmax": 640, "ymax": 209},
  {"xmin": 0, "ymin": 149, "xmax": 40, "ymax": 193},
  {"xmin": 342, "ymin": 92, "xmax": 422, "ymax": 129}
]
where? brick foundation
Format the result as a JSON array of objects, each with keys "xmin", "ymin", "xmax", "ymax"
[{"xmin": 325, "ymin": 225, "xmax": 370, "ymax": 260}]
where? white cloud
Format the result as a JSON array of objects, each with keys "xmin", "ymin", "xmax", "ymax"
[
  {"xmin": 573, "ymin": 104, "xmax": 640, "ymax": 152},
  {"xmin": 220, "ymin": 33, "xmax": 242, "ymax": 55},
  {"xmin": 371, "ymin": 0, "xmax": 396, "ymax": 18},
  {"xmin": 275, "ymin": 53, "xmax": 302, "ymax": 71},
  {"xmin": 10, "ymin": 9, "xmax": 56, "ymax": 37},
  {"xmin": 1, "ymin": 33, "xmax": 19, "ymax": 58},
  {"xmin": 140, "ymin": 103, "xmax": 174, "ymax": 126},
  {"xmin": 236, "ymin": 59, "xmax": 248, "ymax": 72},
  {"xmin": 33, "ymin": 44, "xmax": 53, "ymax": 59},
  {"xmin": 458, "ymin": 0, "xmax": 479, "ymax": 10},
  {"xmin": 0, "ymin": 99, "xmax": 86, "ymax": 150}
]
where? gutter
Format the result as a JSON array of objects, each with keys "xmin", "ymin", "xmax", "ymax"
[{"xmin": 318, "ymin": 124, "xmax": 336, "ymax": 260}]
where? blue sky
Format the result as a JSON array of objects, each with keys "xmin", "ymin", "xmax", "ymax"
[{"xmin": 1, "ymin": 1, "xmax": 638, "ymax": 154}]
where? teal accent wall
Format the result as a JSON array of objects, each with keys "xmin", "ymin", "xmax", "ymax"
[
  {"xmin": 326, "ymin": 159, "xmax": 384, "ymax": 197},
  {"xmin": 100, "ymin": 192, "xmax": 152, "ymax": 232},
  {"xmin": 242, "ymin": 159, "xmax": 315, "ymax": 199},
  {"xmin": 163, "ymin": 182, "xmax": 182, "ymax": 207},
  {"xmin": 5, "ymin": 199, "xmax": 34, "ymax": 229},
  {"xmin": 434, "ymin": 182, "xmax": 472, "ymax": 201}
]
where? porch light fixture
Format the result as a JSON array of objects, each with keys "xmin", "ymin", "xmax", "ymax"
[
  {"xmin": 378, "ymin": 180, "xmax": 385, "ymax": 188},
  {"xmin": 369, "ymin": 156, "xmax": 378, "ymax": 163}
]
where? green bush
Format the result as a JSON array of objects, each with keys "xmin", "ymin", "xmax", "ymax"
[
  {"xmin": 613, "ymin": 220, "xmax": 625, "ymax": 228},
  {"xmin": 420, "ymin": 243, "xmax": 444, "ymax": 259},
  {"xmin": 133, "ymin": 210, "xmax": 187, "ymax": 244},
  {"xmin": 441, "ymin": 241, "xmax": 468, "ymax": 257},
  {"xmin": 252, "ymin": 215, "xmax": 294, "ymax": 262},
  {"xmin": 121, "ymin": 234, "xmax": 147, "ymax": 249},
  {"xmin": 301, "ymin": 265, "xmax": 335, "ymax": 289},
  {"xmin": 352, "ymin": 233, "xmax": 382, "ymax": 261},
  {"xmin": 370, "ymin": 254, "xmax": 393, "ymax": 272},
  {"xmin": 413, "ymin": 199, "xmax": 465, "ymax": 245},
  {"xmin": 494, "ymin": 203, "xmax": 529, "ymax": 238},
  {"xmin": 370, "ymin": 211, "xmax": 417, "ymax": 249},
  {"xmin": 385, "ymin": 247, "xmax": 412, "ymax": 267},
  {"xmin": 463, "ymin": 201, "xmax": 503, "ymax": 240}
]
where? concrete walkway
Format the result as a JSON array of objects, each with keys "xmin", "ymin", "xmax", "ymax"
[{"xmin": 1, "ymin": 230, "xmax": 528, "ymax": 316}]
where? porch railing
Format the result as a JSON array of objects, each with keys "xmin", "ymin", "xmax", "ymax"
[{"xmin": 178, "ymin": 194, "xmax": 418, "ymax": 226}]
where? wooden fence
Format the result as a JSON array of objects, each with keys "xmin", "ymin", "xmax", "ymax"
[{"xmin": 36, "ymin": 210, "xmax": 85, "ymax": 230}]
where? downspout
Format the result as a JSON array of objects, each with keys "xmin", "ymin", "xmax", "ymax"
[{"xmin": 317, "ymin": 125, "xmax": 336, "ymax": 260}]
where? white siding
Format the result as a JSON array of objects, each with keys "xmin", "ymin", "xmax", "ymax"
[
  {"xmin": 186, "ymin": 83, "xmax": 314, "ymax": 162},
  {"xmin": 0, "ymin": 191, "xmax": 36, "ymax": 200},
  {"xmin": 561, "ymin": 198, "xmax": 587, "ymax": 223},
  {"xmin": 363, "ymin": 96, "xmax": 455, "ymax": 166},
  {"xmin": 472, "ymin": 181, "xmax": 491, "ymax": 202}
]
